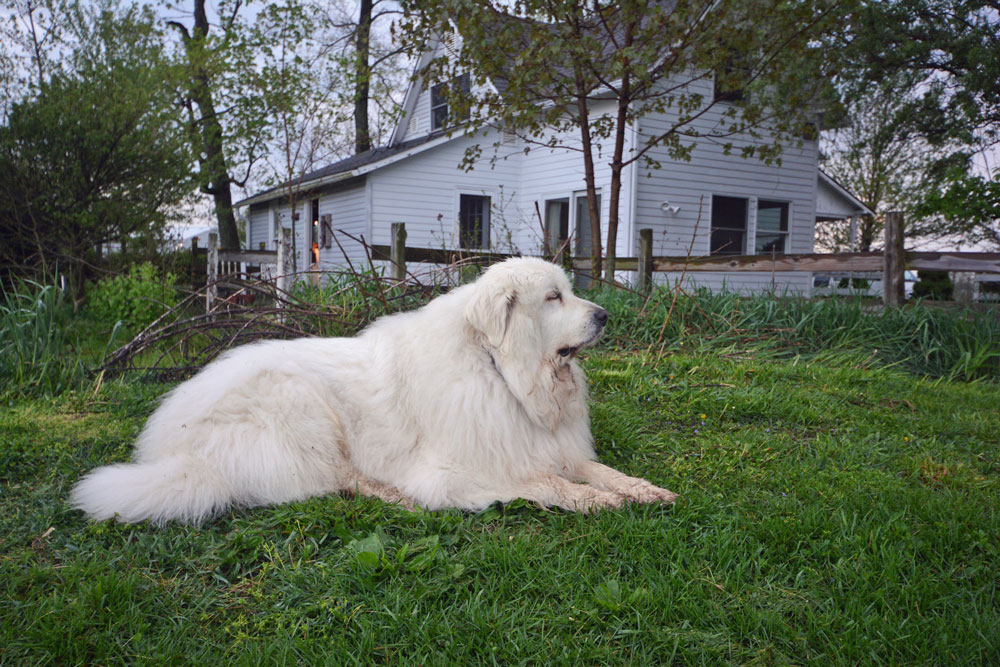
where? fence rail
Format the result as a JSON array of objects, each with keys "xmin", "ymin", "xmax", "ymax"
[
  {"xmin": 370, "ymin": 219, "xmax": 1000, "ymax": 304},
  {"xmin": 204, "ymin": 216, "xmax": 1000, "ymax": 308}
]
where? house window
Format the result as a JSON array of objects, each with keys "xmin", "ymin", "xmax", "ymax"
[
  {"xmin": 574, "ymin": 191, "xmax": 600, "ymax": 257},
  {"xmin": 431, "ymin": 74, "xmax": 470, "ymax": 131},
  {"xmin": 459, "ymin": 194, "xmax": 490, "ymax": 249},
  {"xmin": 544, "ymin": 198, "xmax": 569, "ymax": 254},
  {"xmin": 710, "ymin": 195, "xmax": 748, "ymax": 255},
  {"xmin": 713, "ymin": 52, "xmax": 749, "ymax": 103},
  {"xmin": 755, "ymin": 200, "xmax": 789, "ymax": 253}
]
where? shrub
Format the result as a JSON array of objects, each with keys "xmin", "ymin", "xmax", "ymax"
[{"xmin": 88, "ymin": 262, "xmax": 179, "ymax": 329}]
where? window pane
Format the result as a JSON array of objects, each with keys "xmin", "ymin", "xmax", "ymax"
[
  {"xmin": 755, "ymin": 233, "xmax": 786, "ymax": 253},
  {"xmin": 711, "ymin": 196, "xmax": 747, "ymax": 230},
  {"xmin": 574, "ymin": 193, "xmax": 600, "ymax": 256},
  {"xmin": 431, "ymin": 83, "xmax": 445, "ymax": 108},
  {"xmin": 545, "ymin": 198, "xmax": 569, "ymax": 251},
  {"xmin": 758, "ymin": 200, "xmax": 788, "ymax": 232},
  {"xmin": 711, "ymin": 228, "xmax": 744, "ymax": 255},
  {"xmin": 711, "ymin": 195, "xmax": 747, "ymax": 255},
  {"xmin": 432, "ymin": 105, "xmax": 448, "ymax": 130},
  {"xmin": 459, "ymin": 194, "xmax": 490, "ymax": 249}
]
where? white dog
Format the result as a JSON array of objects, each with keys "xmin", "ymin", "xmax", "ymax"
[{"xmin": 71, "ymin": 258, "xmax": 677, "ymax": 524}]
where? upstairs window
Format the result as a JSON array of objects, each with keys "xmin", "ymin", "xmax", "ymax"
[
  {"xmin": 713, "ymin": 51, "xmax": 749, "ymax": 104},
  {"xmin": 710, "ymin": 195, "xmax": 748, "ymax": 255},
  {"xmin": 431, "ymin": 74, "xmax": 470, "ymax": 131},
  {"xmin": 755, "ymin": 200, "xmax": 789, "ymax": 253},
  {"xmin": 459, "ymin": 194, "xmax": 490, "ymax": 249}
]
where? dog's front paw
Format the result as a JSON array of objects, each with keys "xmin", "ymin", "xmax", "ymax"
[
  {"xmin": 576, "ymin": 488, "xmax": 628, "ymax": 514},
  {"xmin": 618, "ymin": 476, "xmax": 678, "ymax": 506}
]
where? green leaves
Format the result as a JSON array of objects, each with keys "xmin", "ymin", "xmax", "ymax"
[
  {"xmin": 347, "ymin": 528, "xmax": 444, "ymax": 576},
  {"xmin": 1, "ymin": 2, "xmax": 193, "ymax": 293}
]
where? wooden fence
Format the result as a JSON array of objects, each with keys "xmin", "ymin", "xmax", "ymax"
[
  {"xmin": 203, "ymin": 216, "xmax": 1000, "ymax": 308},
  {"xmin": 204, "ymin": 229, "xmax": 293, "ymax": 312},
  {"xmin": 369, "ymin": 218, "xmax": 1000, "ymax": 305}
]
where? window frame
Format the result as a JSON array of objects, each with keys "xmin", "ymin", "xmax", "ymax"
[
  {"xmin": 754, "ymin": 199, "xmax": 790, "ymax": 254},
  {"xmin": 544, "ymin": 197, "xmax": 570, "ymax": 255},
  {"xmin": 709, "ymin": 195, "xmax": 749, "ymax": 256},
  {"xmin": 457, "ymin": 192, "xmax": 491, "ymax": 250},
  {"xmin": 431, "ymin": 74, "xmax": 470, "ymax": 131}
]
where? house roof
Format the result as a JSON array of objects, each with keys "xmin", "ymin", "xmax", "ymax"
[
  {"xmin": 817, "ymin": 169, "xmax": 875, "ymax": 219},
  {"xmin": 236, "ymin": 133, "xmax": 448, "ymax": 207}
]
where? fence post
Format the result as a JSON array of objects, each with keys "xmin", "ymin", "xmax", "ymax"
[
  {"xmin": 206, "ymin": 232, "xmax": 218, "ymax": 314},
  {"xmin": 275, "ymin": 226, "xmax": 291, "ymax": 301},
  {"xmin": 391, "ymin": 222, "xmax": 407, "ymax": 282},
  {"xmin": 637, "ymin": 228, "xmax": 653, "ymax": 293},
  {"xmin": 883, "ymin": 211, "xmax": 905, "ymax": 306}
]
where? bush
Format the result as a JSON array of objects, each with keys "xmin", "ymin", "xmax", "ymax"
[
  {"xmin": 912, "ymin": 270, "xmax": 954, "ymax": 301},
  {"xmin": 87, "ymin": 262, "xmax": 179, "ymax": 329}
]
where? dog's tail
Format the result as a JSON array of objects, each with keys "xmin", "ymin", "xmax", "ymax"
[{"xmin": 69, "ymin": 456, "xmax": 233, "ymax": 525}]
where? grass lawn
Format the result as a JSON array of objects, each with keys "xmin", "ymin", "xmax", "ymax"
[{"xmin": 2, "ymin": 335, "xmax": 998, "ymax": 663}]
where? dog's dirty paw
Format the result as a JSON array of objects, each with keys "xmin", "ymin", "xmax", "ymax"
[
  {"xmin": 618, "ymin": 477, "xmax": 679, "ymax": 506},
  {"xmin": 577, "ymin": 489, "xmax": 628, "ymax": 514}
]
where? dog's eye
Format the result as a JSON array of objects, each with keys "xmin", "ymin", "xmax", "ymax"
[{"xmin": 546, "ymin": 291, "xmax": 562, "ymax": 302}]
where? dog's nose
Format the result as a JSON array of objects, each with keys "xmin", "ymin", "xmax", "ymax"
[{"xmin": 593, "ymin": 308, "xmax": 609, "ymax": 326}]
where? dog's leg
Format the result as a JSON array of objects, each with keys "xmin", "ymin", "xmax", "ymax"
[
  {"xmin": 516, "ymin": 474, "xmax": 627, "ymax": 513},
  {"xmin": 343, "ymin": 474, "xmax": 418, "ymax": 511},
  {"xmin": 575, "ymin": 461, "xmax": 678, "ymax": 505}
]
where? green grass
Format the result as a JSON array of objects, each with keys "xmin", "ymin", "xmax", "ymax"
[{"xmin": 2, "ymin": 332, "xmax": 999, "ymax": 663}]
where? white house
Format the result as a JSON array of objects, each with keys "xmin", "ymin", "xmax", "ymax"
[{"xmin": 237, "ymin": 35, "xmax": 871, "ymax": 294}]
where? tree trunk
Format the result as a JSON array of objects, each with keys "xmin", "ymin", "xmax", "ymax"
[
  {"xmin": 354, "ymin": 0, "xmax": 373, "ymax": 154},
  {"xmin": 604, "ymin": 20, "xmax": 636, "ymax": 284},
  {"xmin": 605, "ymin": 64, "xmax": 631, "ymax": 283},
  {"xmin": 574, "ymin": 73, "xmax": 602, "ymax": 287},
  {"xmin": 182, "ymin": 0, "xmax": 241, "ymax": 249}
]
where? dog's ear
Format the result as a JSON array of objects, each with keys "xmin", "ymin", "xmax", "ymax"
[{"xmin": 465, "ymin": 280, "xmax": 516, "ymax": 348}]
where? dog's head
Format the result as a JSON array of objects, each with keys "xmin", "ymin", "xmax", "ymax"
[{"xmin": 465, "ymin": 258, "xmax": 608, "ymax": 429}]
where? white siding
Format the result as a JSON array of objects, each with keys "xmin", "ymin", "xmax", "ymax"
[
  {"xmin": 367, "ymin": 130, "xmax": 523, "ymax": 252},
  {"xmin": 247, "ymin": 204, "xmax": 270, "ymax": 250},
  {"xmin": 514, "ymin": 99, "xmax": 634, "ymax": 259},
  {"xmin": 318, "ymin": 182, "xmax": 369, "ymax": 271},
  {"xmin": 816, "ymin": 176, "xmax": 864, "ymax": 219},
  {"xmin": 634, "ymin": 77, "xmax": 818, "ymax": 294}
]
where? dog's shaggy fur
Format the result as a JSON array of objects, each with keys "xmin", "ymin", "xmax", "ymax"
[{"xmin": 71, "ymin": 258, "xmax": 677, "ymax": 524}]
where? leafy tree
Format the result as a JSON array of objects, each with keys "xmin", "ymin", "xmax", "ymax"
[
  {"xmin": 166, "ymin": 0, "xmax": 274, "ymax": 249},
  {"xmin": 400, "ymin": 0, "xmax": 846, "ymax": 282},
  {"xmin": 818, "ymin": 72, "xmax": 967, "ymax": 251},
  {"xmin": 917, "ymin": 169, "xmax": 1000, "ymax": 249},
  {"xmin": 320, "ymin": 0, "xmax": 408, "ymax": 154},
  {"xmin": 835, "ymin": 0, "xmax": 1000, "ymax": 247},
  {"xmin": 0, "ymin": 2, "xmax": 192, "ymax": 298}
]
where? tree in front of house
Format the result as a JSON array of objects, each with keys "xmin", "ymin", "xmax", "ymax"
[
  {"xmin": 166, "ymin": 0, "xmax": 277, "ymax": 250},
  {"xmin": 0, "ymin": 2, "xmax": 192, "ymax": 299},
  {"xmin": 818, "ymin": 72, "xmax": 967, "ymax": 252},
  {"xmin": 829, "ymin": 0, "xmax": 1000, "ymax": 249},
  {"xmin": 400, "ymin": 0, "xmax": 847, "ymax": 282}
]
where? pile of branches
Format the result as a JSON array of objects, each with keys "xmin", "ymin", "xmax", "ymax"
[{"xmin": 98, "ymin": 268, "xmax": 440, "ymax": 381}]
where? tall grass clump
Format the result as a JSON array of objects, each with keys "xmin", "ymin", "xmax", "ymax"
[
  {"xmin": 0, "ymin": 279, "xmax": 86, "ymax": 397},
  {"xmin": 595, "ymin": 287, "xmax": 1000, "ymax": 381}
]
